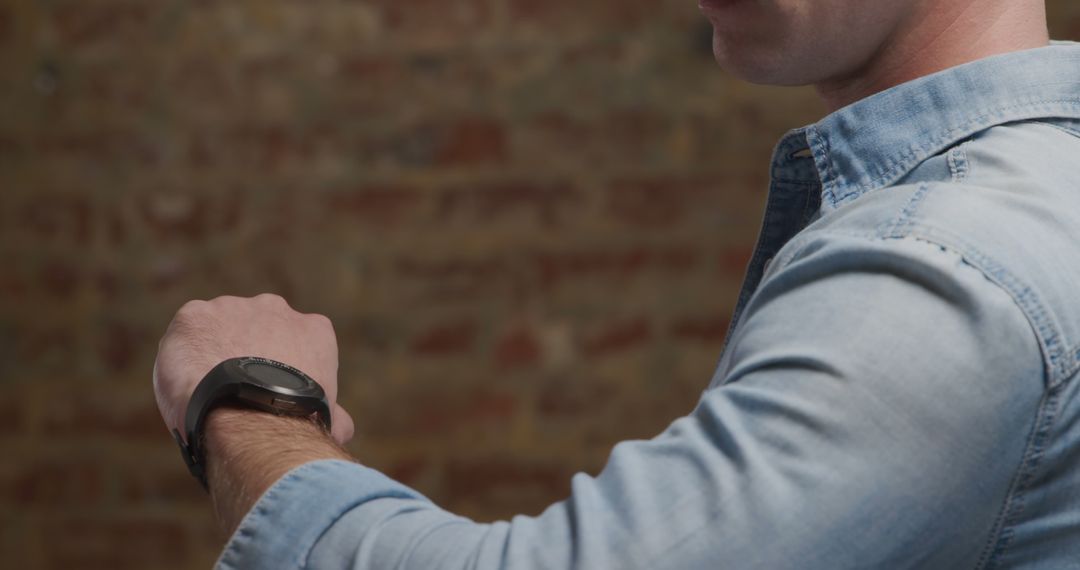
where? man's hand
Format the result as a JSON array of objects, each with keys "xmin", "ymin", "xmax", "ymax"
[{"xmin": 153, "ymin": 293, "xmax": 355, "ymax": 446}]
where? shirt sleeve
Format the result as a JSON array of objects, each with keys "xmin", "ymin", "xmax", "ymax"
[{"xmin": 217, "ymin": 233, "xmax": 1047, "ymax": 570}]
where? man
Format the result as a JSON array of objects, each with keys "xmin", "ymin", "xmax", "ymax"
[{"xmin": 154, "ymin": 0, "xmax": 1080, "ymax": 567}]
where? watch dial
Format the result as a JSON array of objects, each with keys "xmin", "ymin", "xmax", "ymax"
[{"xmin": 244, "ymin": 362, "xmax": 309, "ymax": 390}]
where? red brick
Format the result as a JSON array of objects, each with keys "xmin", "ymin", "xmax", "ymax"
[
  {"xmin": 522, "ymin": 108, "xmax": 677, "ymax": 170},
  {"xmin": 42, "ymin": 390, "xmax": 165, "ymax": 441},
  {"xmin": 83, "ymin": 66, "xmax": 154, "ymax": 117},
  {"xmin": 118, "ymin": 461, "xmax": 206, "ymax": 506},
  {"xmin": 326, "ymin": 185, "xmax": 422, "ymax": 228},
  {"xmin": 333, "ymin": 55, "xmax": 422, "ymax": 117},
  {"xmin": 435, "ymin": 118, "xmax": 507, "ymax": 166},
  {"xmin": 606, "ymin": 177, "xmax": 718, "ymax": 229},
  {"xmin": 436, "ymin": 181, "xmax": 581, "ymax": 227},
  {"xmin": 137, "ymin": 193, "xmax": 210, "ymax": 241},
  {"xmin": 0, "ymin": 270, "xmax": 27, "ymax": 298},
  {"xmin": 338, "ymin": 55, "xmax": 401, "ymax": 82},
  {"xmin": 444, "ymin": 457, "xmax": 570, "ymax": 503},
  {"xmin": 336, "ymin": 316, "xmax": 397, "ymax": 353},
  {"xmin": 580, "ymin": 388, "xmax": 702, "ymax": 446},
  {"xmin": 413, "ymin": 390, "xmax": 517, "ymax": 434},
  {"xmin": 525, "ymin": 112, "xmax": 594, "ymax": 149},
  {"xmin": 718, "ymin": 246, "xmax": 754, "ymax": 274},
  {"xmin": 104, "ymin": 209, "xmax": 128, "ymax": 245},
  {"xmin": 97, "ymin": 321, "xmax": 144, "ymax": 373},
  {"xmin": 39, "ymin": 260, "xmax": 80, "ymax": 299},
  {"xmin": 559, "ymin": 40, "xmax": 626, "ymax": 67},
  {"xmin": 369, "ymin": 0, "xmax": 492, "ymax": 39},
  {"xmin": 0, "ymin": 6, "xmax": 10, "ymax": 46},
  {"xmin": 6, "ymin": 456, "xmax": 105, "ymax": 507},
  {"xmin": 148, "ymin": 256, "xmax": 189, "ymax": 293},
  {"xmin": 239, "ymin": 52, "xmax": 295, "ymax": 82},
  {"xmin": 133, "ymin": 189, "xmax": 241, "ymax": 246},
  {"xmin": 184, "ymin": 132, "xmax": 215, "ymax": 168},
  {"xmin": 357, "ymin": 118, "xmax": 508, "ymax": 170},
  {"xmin": 537, "ymin": 379, "xmax": 616, "ymax": 417},
  {"xmin": 0, "ymin": 397, "xmax": 24, "ymax": 433},
  {"xmin": 0, "ymin": 134, "xmax": 20, "ymax": 157},
  {"xmin": 534, "ymin": 245, "xmax": 701, "ymax": 290},
  {"xmin": 17, "ymin": 328, "xmax": 76, "ymax": 364},
  {"xmin": 385, "ymin": 457, "xmax": 431, "ymax": 487},
  {"xmin": 582, "ymin": 318, "xmax": 652, "ymax": 357},
  {"xmin": 225, "ymin": 125, "xmax": 323, "ymax": 171},
  {"xmin": 494, "ymin": 327, "xmax": 541, "ymax": 370},
  {"xmin": 394, "ymin": 255, "xmax": 513, "ymax": 303},
  {"xmin": 507, "ymin": 0, "xmax": 653, "ymax": 30},
  {"xmin": 41, "ymin": 517, "xmax": 188, "ymax": 569},
  {"xmin": 602, "ymin": 109, "xmax": 671, "ymax": 163},
  {"xmin": 1048, "ymin": 8, "xmax": 1080, "ymax": 39},
  {"xmin": 670, "ymin": 314, "xmax": 730, "ymax": 344},
  {"xmin": 92, "ymin": 267, "xmax": 120, "ymax": 298},
  {"xmin": 51, "ymin": 3, "xmax": 152, "ymax": 49},
  {"xmin": 366, "ymin": 387, "xmax": 519, "ymax": 437},
  {"xmin": 33, "ymin": 131, "xmax": 150, "ymax": 163},
  {"xmin": 410, "ymin": 320, "xmax": 477, "ymax": 356},
  {"xmin": 20, "ymin": 195, "xmax": 91, "ymax": 242}
]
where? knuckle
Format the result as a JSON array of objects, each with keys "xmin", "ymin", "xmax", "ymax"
[
  {"xmin": 179, "ymin": 298, "xmax": 206, "ymax": 311},
  {"xmin": 175, "ymin": 299, "xmax": 207, "ymax": 318},
  {"xmin": 255, "ymin": 293, "xmax": 288, "ymax": 307},
  {"xmin": 308, "ymin": 313, "xmax": 334, "ymax": 330}
]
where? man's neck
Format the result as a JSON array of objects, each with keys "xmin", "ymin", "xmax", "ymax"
[{"xmin": 815, "ymin": 0, "xmax": 1050, "ymax": 112}]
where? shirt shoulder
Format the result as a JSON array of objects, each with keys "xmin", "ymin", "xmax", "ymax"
[{"xmin": 776, "ymin": 121, "xmax": 1080, "ymax": 388}]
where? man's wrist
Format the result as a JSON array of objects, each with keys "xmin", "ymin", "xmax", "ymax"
[{"xmin": 204, "ymin": 406, "xmax": 354, "ymax": 535}]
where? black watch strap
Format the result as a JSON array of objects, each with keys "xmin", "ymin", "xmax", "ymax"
[{"xmin": 172, "ymin": 357, "xmax": 332, "ymax": 490}]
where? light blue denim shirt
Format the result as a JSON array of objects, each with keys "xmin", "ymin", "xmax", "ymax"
[{"xmin": 216, "ymin": 42, "xmax": 1080, "ymax": 569}]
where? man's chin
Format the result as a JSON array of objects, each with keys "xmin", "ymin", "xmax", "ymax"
[
  {"xmin": 711, "ymin": 36, "xmax": 824, "ymax": 87},
  {"xmin": 712, "ymin": 52, "xmax": 804, "ymax": 86}
]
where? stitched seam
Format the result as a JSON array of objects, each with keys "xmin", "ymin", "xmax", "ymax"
[
  {"xmin": 717, "ymin": 182, "xmax": 792, "ymax": 357},
  {"xmin": 923, "ymin": 225, "xmax": 1068, "ymax": 384},
  {"xmin": 1031, "ymin": 120, "xmax": 1080, "ymax": 140},
  {"xmin": 761, "ymin": 211, "xmax": 1070, "ymax": 568},
  {"xmin": 857, "ymin": 100, "xmax": 1080, "ymax": 194},
  {"xmin": 845, "ymin": 234, "xmax": 1055, "ymax": 570},
  {"xmin": 774, "ymin": 227, "xmax": 1062, "ymax": 385},
  {"xmin": 977, "ymin": 385, "xmax": 1062, "ymax": 569},
  {"xmin": 807, "ymin": 126, "xmax": 839, "ymax": 207},
  {"xmin": 853, "ymin": 233, "xmax": 1059, "ymax": 570},
  {"xmin": 863, "ymin": 180, "xmax": 1070, "ymax": 381},
  {"xmin": 877, "ymin": 222, "xmax": 1066, "ymax": 384},
  {"xmin": 775, "ymin": 189, "xmax": 1071, "ymax": 383},
  {"xmin": 771, "ymin": 226, "xmax": 1064, "ymax": 383},
  {"xmin": 947, "ymin": 145, "xmax": 969, "ymax": 183},
  {"xmin": 829, "ymin": 99, "xmax": 1080, "ymax": 203},
  {"xmin": 879, "ymin": 183, "xmax": 932, "ymax": 239}
]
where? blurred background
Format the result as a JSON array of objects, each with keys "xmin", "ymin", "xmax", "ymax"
[{"xmin": 1, "ymin": 0, "xmax": 1077, "ymax": 568}]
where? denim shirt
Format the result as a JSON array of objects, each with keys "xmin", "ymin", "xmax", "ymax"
[{"xmin": 216, "ymin": 43, "xmax": 1080, "ymax": 569}]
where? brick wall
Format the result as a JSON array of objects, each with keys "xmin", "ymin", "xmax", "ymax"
[{"xmin": 1, "ymin": 1, "xmax": 1077, "ymax": 568}]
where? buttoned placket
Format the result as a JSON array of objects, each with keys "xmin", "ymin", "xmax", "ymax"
[{"xmin": 717, "ymin": 130, "xmax": 824, "ymax": 359}]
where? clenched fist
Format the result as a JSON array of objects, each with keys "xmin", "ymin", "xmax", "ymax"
[{"xmin": 153, "ymin": 293, "xmax": 355, "ymax": 446}]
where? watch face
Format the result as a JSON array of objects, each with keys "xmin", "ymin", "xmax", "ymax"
[{"xmin": 242, "ymin": 361, "xmax": 309, "ymax": 390}]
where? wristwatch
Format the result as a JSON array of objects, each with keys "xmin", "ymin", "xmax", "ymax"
[{"xmin": 172, "ymin": 356, "xmax": 333, "ymax": 490}]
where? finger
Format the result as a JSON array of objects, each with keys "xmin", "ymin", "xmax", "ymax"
[{"xmin": 330, "ymin": 402, "xmax": 355, "ymax": 446}]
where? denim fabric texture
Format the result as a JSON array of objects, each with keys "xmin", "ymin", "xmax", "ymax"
[{"xmin": 216, "ymin": 42, "xmax": 1080, "ymax": 569}]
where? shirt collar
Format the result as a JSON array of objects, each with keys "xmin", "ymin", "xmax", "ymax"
[{"xmin": 789, "ymin": 41, "xmax": 1080, "ymax": 209}]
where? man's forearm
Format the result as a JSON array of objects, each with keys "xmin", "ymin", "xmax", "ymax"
[{"xmin": 205, "ymin": 408, "xmax": 354, "ymax": 535}]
